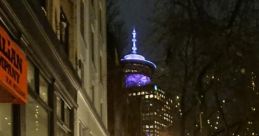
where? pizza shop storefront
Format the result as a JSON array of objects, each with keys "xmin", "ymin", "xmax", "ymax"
[
  {"xmin": 0, "ymin": 16, "xmax": 28, "ymax": 135},
  {"xmin": 0, "ymin": 20, "xmax": 52, "ymax": 136},
  {"xmin": 0, "ymin": 4, "xmax": 76, "ymax": 136}
]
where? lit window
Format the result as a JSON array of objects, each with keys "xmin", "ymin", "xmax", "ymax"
[
  {"xmin": 26, "ymin": 96, "xmax": 48, "ymax": 136},
  {"xmin": 0, "ymin": 104, "xmax": 12, "ymax": 136}
]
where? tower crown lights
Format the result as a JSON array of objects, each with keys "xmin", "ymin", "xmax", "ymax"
[{"xmin": 121, "ymin": 29, "xmax": 156, "ymax": 69}]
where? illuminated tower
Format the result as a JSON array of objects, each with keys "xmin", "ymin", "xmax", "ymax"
[
  {"xmin": 121, "ymin": 29, "xmax": 157, "ymax": 136},
  {"xmin": 121, "ymin": 29, "xmax": 156, "ymax": 88},
  {"xmin": 121, "ymin": 30, "xmax": 174, "ymax": 136}
]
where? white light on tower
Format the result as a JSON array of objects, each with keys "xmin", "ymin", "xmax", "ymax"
[{"xmin": 132, "ymin": 29, "xmax": 137, "ymax": 54}]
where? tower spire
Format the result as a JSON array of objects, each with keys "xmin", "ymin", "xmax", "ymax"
[{"xmin": 131, "ymin": 28, "xmax": 137, "ymax": 54}]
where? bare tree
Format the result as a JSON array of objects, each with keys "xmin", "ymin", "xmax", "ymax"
[{"xmin": 150, "ymin": 0, "xmax": 259, "ymax": 136}]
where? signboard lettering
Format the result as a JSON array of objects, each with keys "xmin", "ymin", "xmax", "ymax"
[{"xmin": 0, "ymin": 25, "xmax": 27, "ymax": 104}]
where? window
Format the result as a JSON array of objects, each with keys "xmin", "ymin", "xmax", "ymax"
[
  {"xmin": 79, "ymin": 122, "xmax": 86, "ymax": 136},
  {"xmin": 55, "ymin": 10, "xmax": 59, "ymax": 36},
  {"xmin": 91, "ymin": 86, "xmax": 95, "ymax": 103},
  {"xmin": 60, "ymin": 9, "xmax": 69, "ymax": 54},
  {"xmin": 57, "ymin": 126, "xmax": 71, "ymax": 136},
  {"xmin": 80, "ymin": 60, "xmax": 84, "ymax": 85},
  {"xmin": 99, "ymin": 8, "xmax": 102, "ymax": 33},
  {"xmin": 80, "ymin": 0, "xmax": 85, "ymax": 38},
  {"xmin": 40, "ymin": 0, "xmax": 47, "ymax": 15},
  {"xmin": 27, "ymin": 61, "xmax": 35, "ymax": 90},
  {"xmin": 27, "ymin": 61, "xmax": 49, "ymax": 105},
  {"xmin": 100, "ymin": 103, "xmax": 103, "ymax": 119},
  {"xmin": 56, "ymin": 97, "xmax": 62, "ymax": 120},
  {"xmin": 91, "ymin": 0, "xmax": 94, "ymax": 6},
  {"xmin": 76, "ymin": 57, "xmax": 84, "ymax": 83},
  {"xmin": 64, "ymin": 105, "xmax": 72, "ymax": 127},
  {"xmin": 91, "ymin": 30, "xmax": 94, "ymax": 62},
  {"xmin": 56, "ymin": 96, "xmax": 73, "ymax": 136},
  {"xmin": 99, "ymin": 56, "xmax": 102, "ymax": 82},
  {"xmin": 26, "ymin": 62, "xmax": 51, "ymax": 136},
  {"xmin": 0, "ymin": 104, "xmax": 12, "ymax": 136},
  {"xmin": 39, "ymin": 75, "xmax": 48, "ymax": 104},
  {"xmin": 26, "ymin": 96, "xmax": 49, "ymax": 136}
]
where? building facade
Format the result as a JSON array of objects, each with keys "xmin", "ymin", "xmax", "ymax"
[
  {"xmin": 127, "ymin": 85, "xmax": 174, "ymax": 136},
  {"xmin": 0, "ymin": 0, "xmax": 108, "ymax": 136}
]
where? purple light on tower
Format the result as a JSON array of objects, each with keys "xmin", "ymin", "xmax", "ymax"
[
  {"xmin": 125, "ymin": 74, "xmax": 151, "ymax": 88},
  {"xmin": 121, "ymin": 28, "xmax": 156, "ymax": 88}
]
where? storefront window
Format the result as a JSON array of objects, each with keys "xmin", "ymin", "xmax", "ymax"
[
  {"xmin": 26, "ymin": 96, "xmax": 49, "ymax": 136},
  {"xmin": 0, "ymin": 104, "xmax": 12, "ymax": 136}
]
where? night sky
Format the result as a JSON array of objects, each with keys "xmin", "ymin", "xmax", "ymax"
[{"xmin": 118, "ymin": 0, "xmax": 165, "ymax": 62}]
